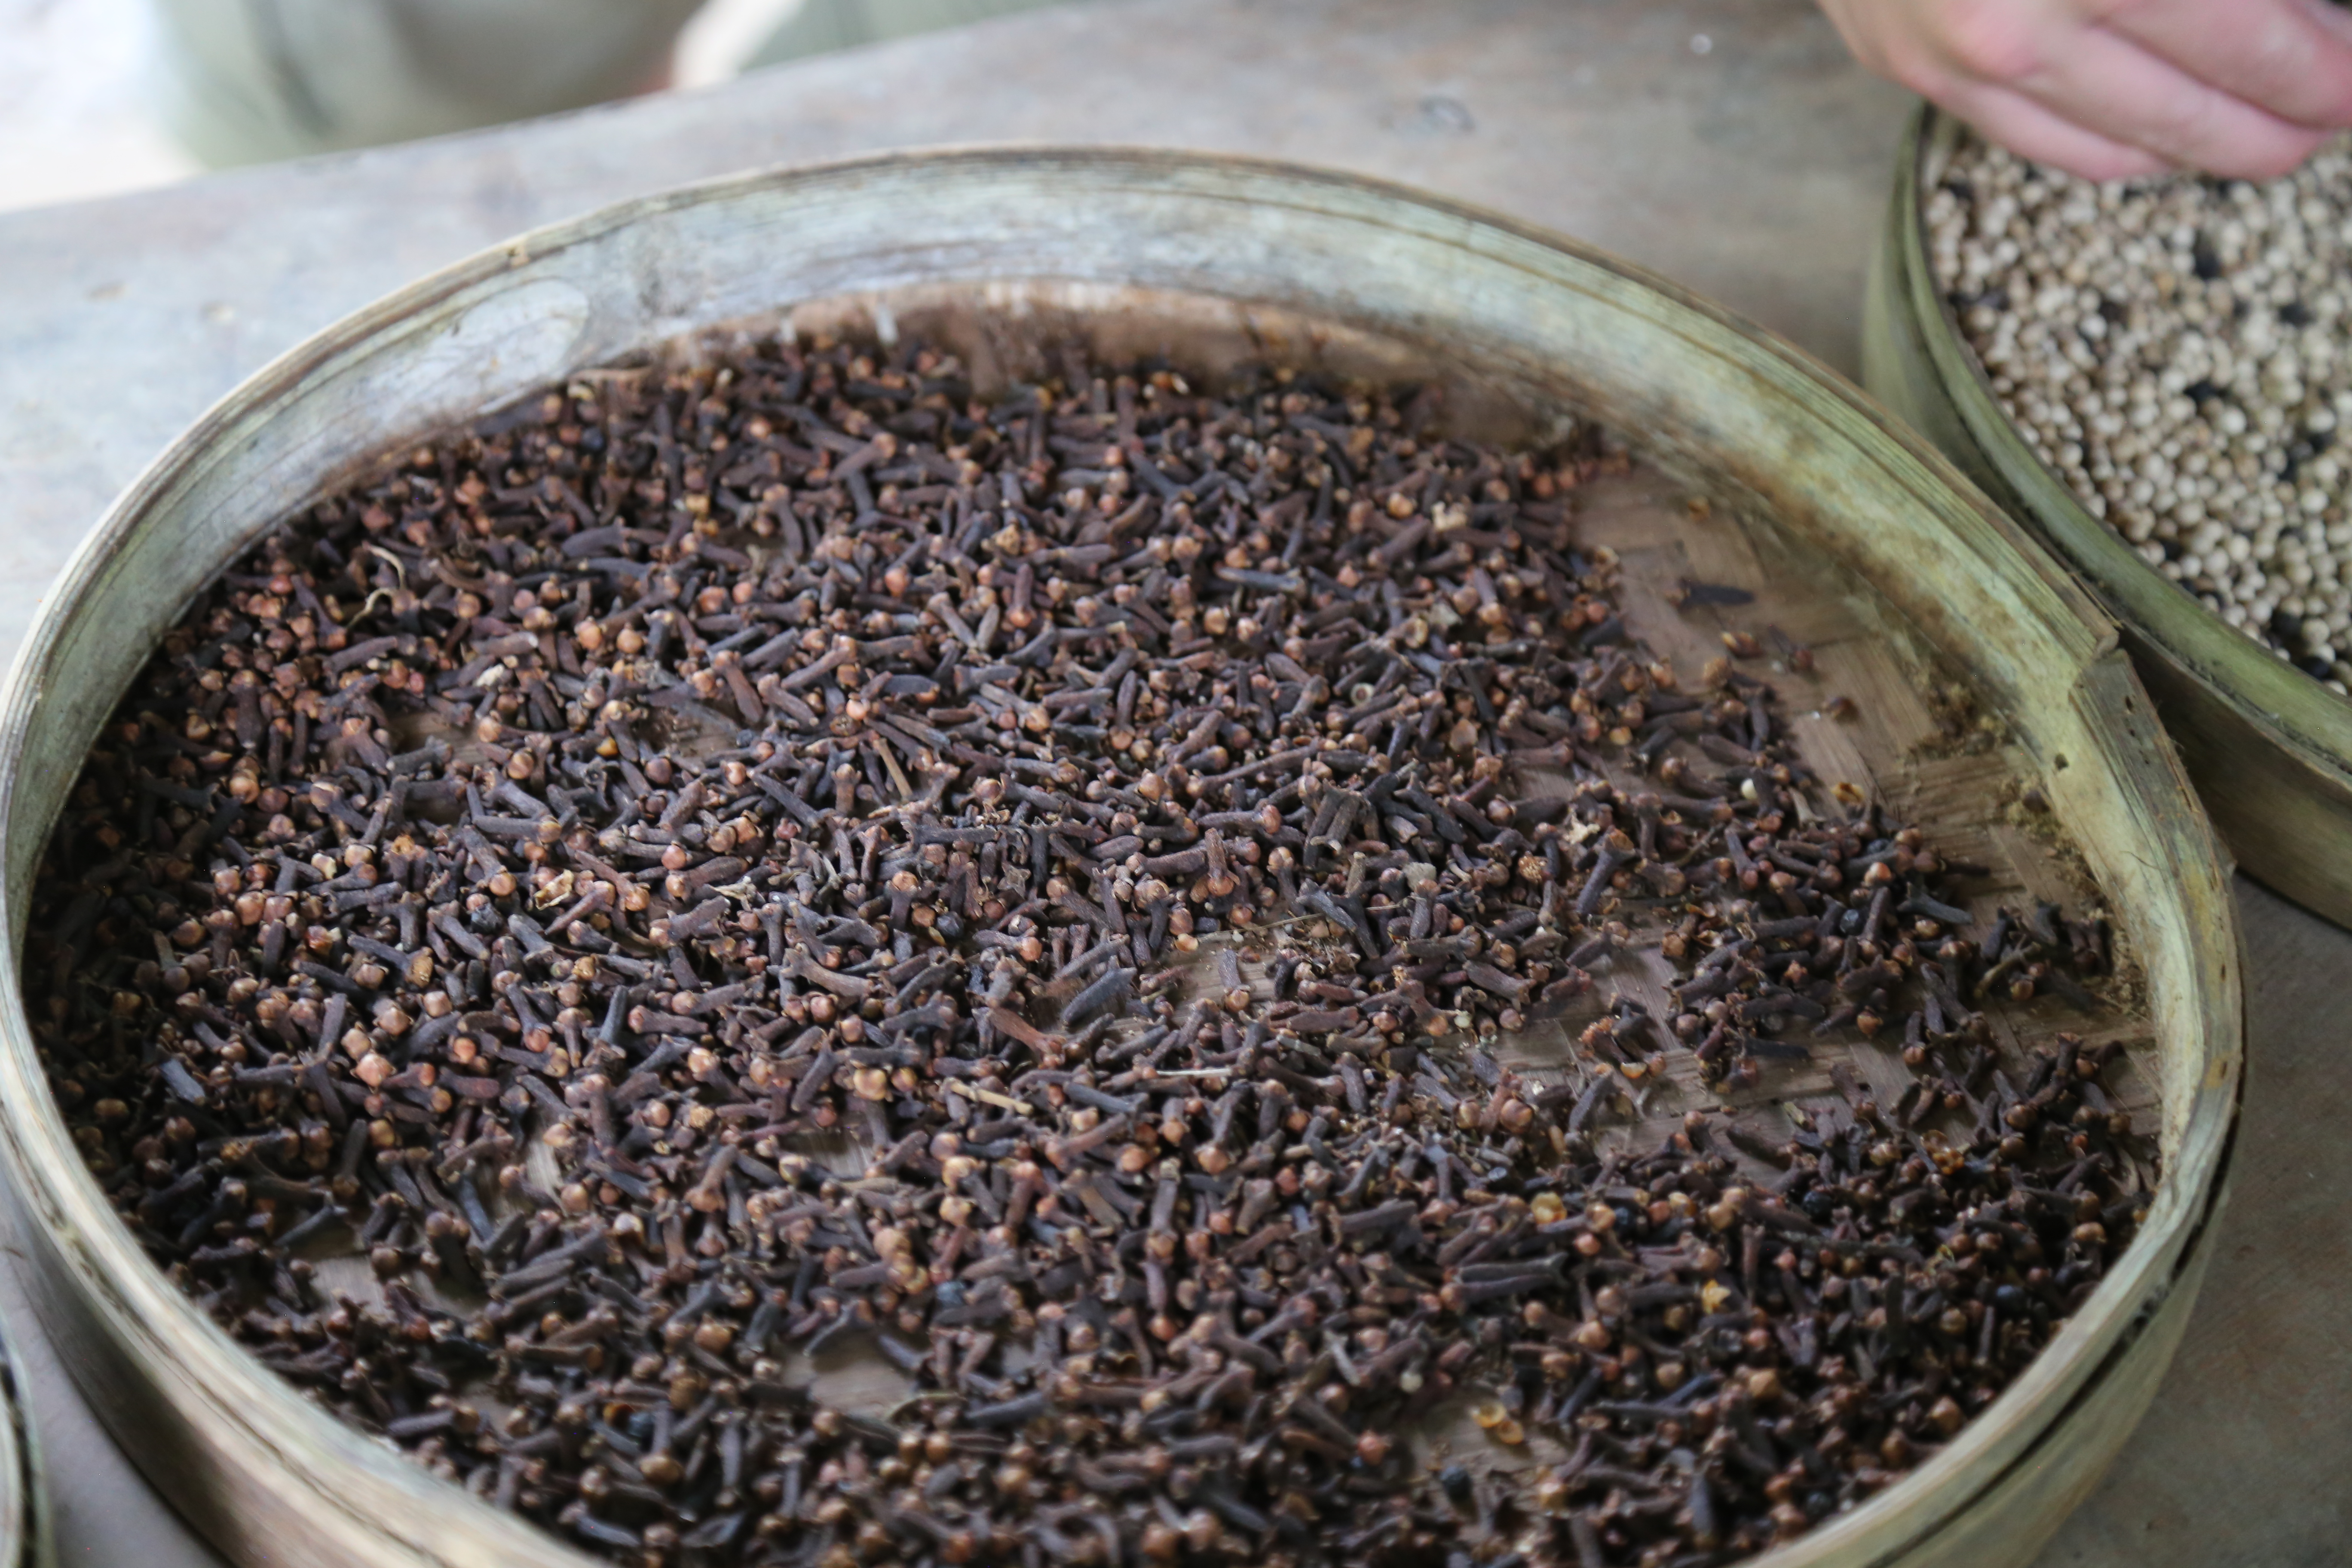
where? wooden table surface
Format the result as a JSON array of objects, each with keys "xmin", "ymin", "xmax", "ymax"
[{"xmin": 0, "ymin": 3, "xmax": 2342, "ymax": 1564}]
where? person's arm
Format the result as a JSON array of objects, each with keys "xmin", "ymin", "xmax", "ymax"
[{"xmin": 1818, "ymin": 0, "xmax": 2352, "ymax": 178}]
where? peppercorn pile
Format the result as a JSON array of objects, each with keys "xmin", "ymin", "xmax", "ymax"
[
  {"xmin": 26, "ymin": 334, "xmax": 2154, "ymax": 1568},
  {"xmin": 1928, "ymin": 133, "xmax": 2352, "ymax": 691}
]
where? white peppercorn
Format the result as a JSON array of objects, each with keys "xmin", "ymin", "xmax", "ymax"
[{"xmin": 1930, "ymin": 134, "xmax": 2352, "ymax": 693}]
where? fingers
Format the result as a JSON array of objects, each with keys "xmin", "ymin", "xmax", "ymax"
[
  {"xmin": 1935, "ymin": 77, "xmax": 2177, "ymax": 179},
  {"xmin": 2092, "ymin": 0, "xmax": 2352, "ymax": 132},
  {"xmin": 1817, "ymin": 0, "xmax": 2345, "ymax": 180},
  {"xmin": 1816, "ymin": 0, "xmax": 2168, "ymax": 177},
  {"xmin": 2010, "ymin": 21, "xmax": 2336, "ymax": 178}
]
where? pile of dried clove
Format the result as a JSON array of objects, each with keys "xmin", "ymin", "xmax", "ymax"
[{"xmin": 26, "ymin": 333, "xmax": 2154, "ymax": 1568}]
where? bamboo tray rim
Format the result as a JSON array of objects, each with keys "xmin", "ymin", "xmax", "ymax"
[
  {"xmin": 0, "ymin": 146, "xmax": 2242, "ymax": 1568},
  {"xmin": 0, "ymin": 1309, "xmax": 50, "ymax": 1568}
]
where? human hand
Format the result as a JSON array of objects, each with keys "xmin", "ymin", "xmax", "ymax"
[{"xmin": 1817, "ymin": 0, "xmax": 2352, "ymax": 179}]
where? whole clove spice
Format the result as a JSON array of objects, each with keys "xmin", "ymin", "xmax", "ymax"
[{"xmin": 24, "ymin": 331, "xmax": 2153, "ymax": 1568}]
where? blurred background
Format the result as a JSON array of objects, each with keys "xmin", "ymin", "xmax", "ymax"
[{"xmin": 0, "ymin": 0, "xmax": 1088, "ymax": 212}]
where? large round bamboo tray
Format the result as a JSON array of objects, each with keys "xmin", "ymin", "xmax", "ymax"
[
  {"xmin": 0, "ymin": 150, "xmax": 2238, "ymax": 1568},
  {"xmin": 1864, "ymin": 104, "xmax": 2352, "ymax": 928}
]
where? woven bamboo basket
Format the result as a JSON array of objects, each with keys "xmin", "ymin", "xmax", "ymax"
[{"xmin": 0, "ymin": 150, "xmax": 2237, "ymax": 1568}]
